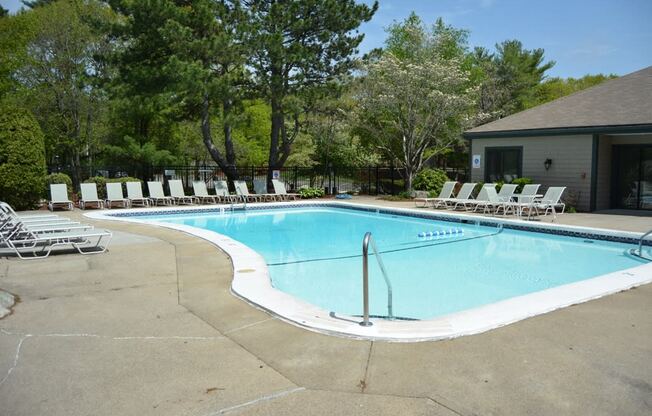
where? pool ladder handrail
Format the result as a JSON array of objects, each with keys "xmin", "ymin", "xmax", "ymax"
[
  {"xmin": 630, "ymin": 228, "xmax": 652, "ymax": 260},
  {"xmin": 360, "ymin": 232, "xmax": 393, "ymax": 327}
]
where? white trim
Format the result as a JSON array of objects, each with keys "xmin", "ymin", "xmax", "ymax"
[{"xmin": 85, "ymin": 201, "xmax": 652, "ymax": 342}]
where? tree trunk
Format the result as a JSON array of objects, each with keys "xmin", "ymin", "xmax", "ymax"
[
  {"xmin": 267, "ymin": 96, "xmax": 283, "ymax": 191},
  {"xmin": 200, "ymin": 95, "xmax": 238, "ymax": 186}
]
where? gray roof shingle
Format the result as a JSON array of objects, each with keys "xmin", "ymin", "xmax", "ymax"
[{"xmin": 466, "ymin": 66, "xmax": 652, "ymax": 135}]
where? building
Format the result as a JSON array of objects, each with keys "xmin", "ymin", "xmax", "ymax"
[{"xmin": 463, "ymin": 66, "xmax": 652, "ymax": 212}]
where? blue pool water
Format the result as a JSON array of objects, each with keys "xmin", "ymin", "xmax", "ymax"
[{"xmin": 140, "ymin": 207, "xmax": 644, "ymax": 320}]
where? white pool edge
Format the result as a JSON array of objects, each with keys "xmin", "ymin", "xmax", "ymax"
[{"xmin": 85, "ymin": 200, "xmax": 652, "ymax": 342}]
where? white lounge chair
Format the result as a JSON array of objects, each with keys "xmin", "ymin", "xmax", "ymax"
[
  {"xmin": 79, "ymin": 183, "xmax": 105, "ymax": 210},
  {"xmin": 253, "ymin": 179, "xmax": 279, "ymax": 201},
  {"xmin": 234, "ymin": 181, "xmax": 263, "ymax": 203},
  {"xmin": 496, "ymin": 184, "xmax": 518, "ymax": 202},
  {"xmin": 215, "ymin": 181, "xmax": 238, "ymax": 203},
  {"xmin": 48, "ymin": 184, "xmax": 74, "ymax": 211},
  {"xmin": 271, "ymin": 179, "xmax": 299, "ymax": 201},
  {"xmin": 456, "ymin": 184, "xmax": 496, "ymax": 211},
  {"xmin": 495, "ymin": 184, "xmax": 541, "ymax": 216},
  {"xmin": 0, "ymin": 202, "xmax": 59, "ymax": 221},
  {"xmin": 531, "ymin": 187, "xmax": 566, "ymax": 221},
  {"xmin": 192, "ymin": 181, "xmax": 219, "ymax": 204},
  {"xmin": 147, "ymin": 181, "xmax": 175, "ymax": 206},
  {"xmin": 105, "ymin": 183, "xmax": 130, "ymax": 209},
  {"xmin": 126, "ymin": 182, "xmax": 151, "ymax": 207},
  {"xmin": 168, "ymin": 180, "xmax": 197, "ymax": 205},
  {"xmin": 470, "ymin": 186, "xmax": 506, "ymax": 214},
  {"xmin": 1, "ymin": 223, "xmax": 112, "ymax": 260},
  {"xmin": 440, "ymin": 183, "xmax": 476, "ymax": 209},
  {"xmin": 414, "ymin": 181, "xmax": 456, "ymax": 208}
]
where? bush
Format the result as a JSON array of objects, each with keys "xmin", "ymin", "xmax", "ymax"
[
  {"xmin": 84, "ymin": 176, "xmax": 142, "ymax": 199},
  {"xmin": 412, "ymin": 168, "xmax": 449, "ymax": 195},
  {"xmin": 0, "ymin": 106, "xmax": 47, "ymax": 210},
  {"xmin": 299, "ymin": 187, "xmax": 325, "ymax": 199},
  {"xmin": 511, "ymin": 177, "xmax": 533, "ymax": 193},
  {"xmin": 45, "ymin": 173, "xmax": 73, "ymax": 196}
]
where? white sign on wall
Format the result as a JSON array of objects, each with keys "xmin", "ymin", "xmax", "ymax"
[
  {"xmin": 472, "ymin": 155, "xmax": 481, "ymax": 169},
  {"xmin": 272, "ymin": 170, "xmax": 281, "ymax": 179}
]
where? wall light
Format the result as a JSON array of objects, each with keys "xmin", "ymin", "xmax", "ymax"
[{"xmin": 544, "ymin": 158, "xmax": 553, "ymax": 171}]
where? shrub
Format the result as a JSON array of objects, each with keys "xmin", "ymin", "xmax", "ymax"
[
  {"xmin": 511, "ymin": 177, "xmax": 533, "ymax": 193},
  {"xmin": 299, "ymin": 187, "xmax": 325, "ymax": 199},
  {"xmin": 412, "ymin": 168, "xmax": 449, "ymax": 195},
  {"xmin": 45, "ymin": 173, "xmax": 73, "ymax": 196},
  {"xmin": 0, "ymin": 106, "xmax": 47, "ymax": 210}
]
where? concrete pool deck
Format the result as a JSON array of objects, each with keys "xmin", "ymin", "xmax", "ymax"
[{"xmin": 0, "ymin": 201, "xmax": 651, "ymax": 415}]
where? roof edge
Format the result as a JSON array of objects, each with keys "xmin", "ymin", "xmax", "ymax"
[{"xmin": 463, "ymin": 123, "xmax": 652, "ymax": 139}]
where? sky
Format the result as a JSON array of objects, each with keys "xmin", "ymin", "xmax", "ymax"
[{"xmin": 3, "ymin": 0, "xmax": 651, "ymax": 78}]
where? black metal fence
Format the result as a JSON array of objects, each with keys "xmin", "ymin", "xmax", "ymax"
[{"xmin": 49, "ymin": 164, "xmax": 468, "ymax": 195}]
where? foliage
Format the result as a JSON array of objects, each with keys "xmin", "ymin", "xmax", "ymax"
[
  {"xmin": 412, "ymin": 168, "xmax": 449, "ymax": 195},
  {"xmin": 0, "ymin": 106, "xmax": 47, "ymax": 209},
  {"xmin": 45, "ymin": 173, "xmax": 73, "ymax": 196},
  {"xmin": 298, "ymin": 187, "xmax": 325, "ymax": 199},
  {"xmin": 356, "ymin": 15, "xmax": 477, "ymax": 190},
  {"xmin": 510, "ymin": 177, "xmax": 533, "ymax": 192},
  {"xmin": 529, "ymin": 74, "xmax": 618, "ymax": 108},
  {"xmin": 15, "ymin": 0, "xmax": 114, "ymax": 186},
  {"xmin": 245, "ymin": 0, "xmax": 377, "ymax": 181}
]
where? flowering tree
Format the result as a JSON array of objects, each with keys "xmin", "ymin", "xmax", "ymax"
[{"xmin": 356, "ymin": 51, "xmax": 477, "ymax": 190}]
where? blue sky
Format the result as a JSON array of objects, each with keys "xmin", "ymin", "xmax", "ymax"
[{"xmin": 3, "ymin": 0, "xmax": 651, "ymax": 78}]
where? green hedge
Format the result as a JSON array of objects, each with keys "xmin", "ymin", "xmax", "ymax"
[
  {"xmin": 413, "ymin": 168, "xmax": 449, "ymax": 195},
  {"xmin": 299, "ymin": 187, "xmax": 325, "ymax": 199},
  {"xmin": 84, "ymin": 176, "xmax": 142, "ymax": 200},
  {"xmin": 0, "ymin": 106, "xmax": 47, "ymax": 210}
]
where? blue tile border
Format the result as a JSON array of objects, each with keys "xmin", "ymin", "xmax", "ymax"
[{"xmin": 105, "ymin": 202, "xmax": 651, "ymax": 247}]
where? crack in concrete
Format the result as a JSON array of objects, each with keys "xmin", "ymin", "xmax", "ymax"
[
  {"xmin": 0, "ymin": 334, "xmax": 28, "ymax": 387},
  {"xmin": 222, "ymin": 318, "xmax": 275, "ymax": 335},
  {"xmin": 0, "ymin": 328, "xmax": 225, "ymax": 341},
  {"xmin": 201, "ymin": 387, "xmax": 306, "ymax": 415}
]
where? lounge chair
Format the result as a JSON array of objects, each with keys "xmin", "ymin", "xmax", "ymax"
[
  {"xmin": 234, "ymin": 181, "xmax": 263, "ymax": 202},
  {"xmin": 0, "ymin": 202, "xmax": 59, "ymax": 221},
  {"xmin": 496, "ymin": 184, "xmax": 518, "ymax": 202},
  {"xmin": 530, "ymin": 187, "xmax": 566, "ymax": 221},
  {"xmin": 455, "ymin": 184, "xmax": 496, "ymax": 211},
  {"xmin": 253, "ymin": 179, "xmax": 279, "ymax": 201},
  {"xmin": 78, "ymin": 183, "xmax": 105, "ymax": 210},
  {"xmin": 0, "ymin": 205, "xmax": 87, "ymax": 236},
  {"xmin": 147, "ymin": 181, "xmax": 175, "ymax": 206},
  {"xmin": 271, "ymin": 179, "xmax": 300, "ymax": 201},
  {"xmin": 495, "ymin": 184, "xmax": 541, "ymax": 216},
  {"xmin": 48, "ymin": 184, "xmax": 74, "ymax": 211},
  {"xmin": 126, "ymin": 182, "xmax": 151, "ymax": 207},
  {"xmin": 438, "ymin": 183, "xmax": 476, "ymax": 209},
  {"xmin": 414, "ymin": 181, "xmax": 456, "ymax": 208},
  {"xmin": 168, "ymin": 180, "xmax": 197, "ymax": 205},
  {"xmin": 105, "ymin": 183, "xmax": 130, "ymax": 209},
  {"xmin": 469, "ymin": 186, "xmax": 505, "ymax": 214},
  {"xmin": 192, "ymin": 181, "xmax": 219, "ymax": 204},
  {"xmin": 215, "ymin": 181, "xmax": 238, "ymax": 203},
  {"xmin": 0, "ymin": 222, "xmax": 112, "ymax": 260}
]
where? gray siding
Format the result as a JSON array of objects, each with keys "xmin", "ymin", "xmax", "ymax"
[{"xmin": 471, "ymin": 135, "xmax": 593, "ymax": 211}]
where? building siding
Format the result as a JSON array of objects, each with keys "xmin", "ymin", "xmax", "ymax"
[
  {"xmin": 595, "ymin": 135, "xmax": 612, "ymax": 210},
  {"xmin": 471, "ymin": 135, "xmax": 593, "ymax": 211}
]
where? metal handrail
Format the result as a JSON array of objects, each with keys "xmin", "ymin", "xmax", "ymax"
[
  {"xmin": 360, "ymin": 232, "xmax": 393, "ymax": 327},
  {"xmin": 630, "ymin": 228, "xmax": 652, "ymax": 260}
]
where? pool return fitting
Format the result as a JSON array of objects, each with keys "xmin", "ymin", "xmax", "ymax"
[{"xmin": 360, "ymin": 232, "xmax": 393, "ymax": 327}]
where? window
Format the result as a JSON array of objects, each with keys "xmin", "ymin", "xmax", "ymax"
[{"xmin": 485, "ymin": 147, "xmax": 522, "ymax": 182}]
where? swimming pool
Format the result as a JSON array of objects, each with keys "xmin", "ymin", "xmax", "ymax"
[{"xmin": 90, "ymin": 202, "xmax": 652, "ymax": 340}]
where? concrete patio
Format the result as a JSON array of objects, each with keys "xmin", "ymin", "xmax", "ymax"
[{"xmin": 0, "ymin": 200, "xmax": 650, "ymax": 415}]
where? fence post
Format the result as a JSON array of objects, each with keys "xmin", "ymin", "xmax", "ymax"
[
  {"xmin": 375, "ymin": 166, "xmax": 379, "ymax": 195},
  {"xmin": 293, "ymin": 166, "xmax": 298, "ymax": 191},
  {"xmin": 390, "ymin": 164, "xmax": 395, "ymax": 195}
]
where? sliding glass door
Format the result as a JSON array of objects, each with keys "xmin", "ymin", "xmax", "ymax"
[{"xmin": 612, "ymin": 145, "xmax": 652, "ymax": 210}]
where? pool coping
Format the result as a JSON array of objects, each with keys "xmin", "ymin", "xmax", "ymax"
[{"xmin": 85, "ymin": 200, "xmax": 652, "ymax": 342}]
